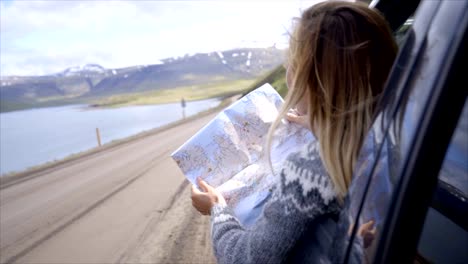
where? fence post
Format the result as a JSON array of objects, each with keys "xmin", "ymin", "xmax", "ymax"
[
  {"xmin": 96, "ymin": 128, "xmax": 102, "ymax": 147},
  {"xmin": 181, "ymin": 98, "xmax": 186, "ymax": 119}
]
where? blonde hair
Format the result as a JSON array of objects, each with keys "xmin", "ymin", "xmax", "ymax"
[{"xmin": 268, "ymin": 1, "xmax": 397, "ymax": 199}]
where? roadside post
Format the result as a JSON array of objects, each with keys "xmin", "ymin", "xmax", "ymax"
[
  {"xmin": 96, "ymin": 128, "xmax": 102, "ymax": 147},
  {"xmin": 181, "ymin": 98, "xmax": 186, "ymax": 119}
]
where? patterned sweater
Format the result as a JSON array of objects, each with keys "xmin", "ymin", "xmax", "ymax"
[{"xmin": 210, "ymin": 141, "xmax": 342, "ymax": 263}]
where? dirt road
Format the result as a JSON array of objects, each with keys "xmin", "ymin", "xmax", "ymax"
[{"xmin": 0, "ymin": 111, "xmax": 218, "ymax": 263}]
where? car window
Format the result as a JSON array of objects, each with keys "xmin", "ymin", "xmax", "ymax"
[
  {"xmin": 437, "ymin": 103, "xmax": 468, "ymax": 197},
  {"xmin": 416, "ymin": 100, "xmax": 468, "ymax": 263}
]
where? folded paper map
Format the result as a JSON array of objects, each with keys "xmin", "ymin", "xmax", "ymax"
[{"xmin": 171, "ymin": 83, "xmax": 314, "ymax": 226}]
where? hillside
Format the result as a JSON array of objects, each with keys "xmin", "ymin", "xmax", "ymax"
[
  {"xmin": 0, "ymin": 48, "xmax": 284, "ymax": 112},
  {"xmin": 244, "ymin": 65, "xmax": 287, "ymax": 98}
]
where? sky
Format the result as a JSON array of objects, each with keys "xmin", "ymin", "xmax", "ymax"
[{"xmin": 0, "ymin": 0, "xmax": 322, "ymax": 77}]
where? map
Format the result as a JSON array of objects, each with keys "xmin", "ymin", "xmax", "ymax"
[{"xmin": 171, "ymin": 83, "xmax": 314, "ymax": 226}]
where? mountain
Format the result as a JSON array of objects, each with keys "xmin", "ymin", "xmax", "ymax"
[
  {"xmin": 0, "ymin": 47, "xmax": 284, "ymax": 112},
  {"xmin": 60, "ymin": 64, "xmax": 107, "ymax": 77}
]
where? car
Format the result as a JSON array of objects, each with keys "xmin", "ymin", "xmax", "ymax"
[{"xmin": 331, "ymin": 0, "xmax": 467, "ymax": 263}]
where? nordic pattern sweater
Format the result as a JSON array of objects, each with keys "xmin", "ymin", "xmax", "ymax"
[{"xmin": 210, "ymin": 141, "xmax": 342, "ymax": 263}]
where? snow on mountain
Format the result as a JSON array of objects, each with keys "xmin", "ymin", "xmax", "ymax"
[
  {"xmin": 83, "ymin": 64, "xmax": 106, "ymax": 72},
  {"xmin": 246, "ymin": 51, "xmax": 252, "ymax": 67},
  {"xmin": 62, "ymin": 64, "xmax": 106, "ymax": 77}
]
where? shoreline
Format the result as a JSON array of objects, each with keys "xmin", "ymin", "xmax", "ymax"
[
  {"xmin": 0, "ymin": 95, "xmax": 238, "ymax": 189},
  {"xmin": 89, "ymin": 79, "xmax": 254, "ymax": 109},
  {"xmin": 85, "ymin": 95, "xmax": 223, "ymax": 111}
]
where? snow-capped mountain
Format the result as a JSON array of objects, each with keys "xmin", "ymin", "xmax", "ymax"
[{"xmin": 1, "ymin": 47, "xmax": 285, "ymax": 112}]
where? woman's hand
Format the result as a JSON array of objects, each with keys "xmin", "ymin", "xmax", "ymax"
[
  {"xmin": 286, "ymin": 109, "xmax": 311, "ymax": 130},
  {"xmin": 347, "ymin": 219, "xmax": 377, "ymax": 249},
  {"xmin": 191, "ymin": 177, "xmax": 226, "ymax": 215},
  {"xmin": 358, "ymin": 219, "xmax": 377, "ymax": 248}
]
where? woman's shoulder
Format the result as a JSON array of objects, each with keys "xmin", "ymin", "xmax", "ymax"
[{"xmin": 274, "ymin": 141, "xmax": 340, "ymax": 217}]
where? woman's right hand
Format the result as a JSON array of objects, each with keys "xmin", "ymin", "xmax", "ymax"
[{"xmin": 191, "ymin": 177, "xmax": 226, "ymax": 215}]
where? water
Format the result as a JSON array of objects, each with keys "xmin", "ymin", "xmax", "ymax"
[{"xmin": 0, "ymin": 99, "xmax": 220, "ymax": 175}]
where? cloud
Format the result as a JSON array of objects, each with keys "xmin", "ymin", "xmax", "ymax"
[{"xmin": 1, "ymin": 0, "xmax": 321, "ymax": 76}]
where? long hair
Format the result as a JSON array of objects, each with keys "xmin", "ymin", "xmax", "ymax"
[{"xmin": 267, "ymin": 1, "xmax": 397, "ymax": 199}]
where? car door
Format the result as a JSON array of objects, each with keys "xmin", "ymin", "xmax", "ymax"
[{"xmin": 337, "ymin": 0, "xmax": 467, "ymax": 263}]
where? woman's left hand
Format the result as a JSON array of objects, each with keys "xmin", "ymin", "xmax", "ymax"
[
  {"xmin": 286, "ymin": 109, "xmax": 311, "ymax": 130},
  {"xmin": 191, "ymin": 177, "xmax": 226, "ymax": 215}
]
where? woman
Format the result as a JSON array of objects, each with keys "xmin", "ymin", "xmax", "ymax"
[{"xmin": 191, "ymin": 1, "xmax": 397, "ymax": 263}]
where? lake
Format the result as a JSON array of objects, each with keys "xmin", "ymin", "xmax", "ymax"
[{"xmin": 0, "ymin": 99, "xmax": 220, "ymax": 175}]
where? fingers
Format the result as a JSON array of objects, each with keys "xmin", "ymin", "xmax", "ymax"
[
  {"xmin": 191, "ymin": 184, "xmax": 202, "ymax": 195},
  {"xmin": 286, "ymin": 112, "xmax": 310, "ymax": 129},
  {"xmin": 358, "ymin": 219, "xmax": 376, "ymax": 237},
  {"xmin": 286, "ymin": 112, "xmax": 300, "ymax": 122},
  {"xmin": 197, "ymin": 177, "xmax": 210, "ymax": 192},
  {"xmin": 362, "ymin": 219, "xmax": 375, "ymax": 229},
  {"xmin": 369, "ymin": 224, "xmax": 377, "ymax": 235}
]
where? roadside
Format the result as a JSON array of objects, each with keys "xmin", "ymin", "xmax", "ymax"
[
  {"xmin": 120, "ymin": 181, "xmax": 216, "ymax": 264},
  {"xmin": 0, "ymin": 96, "xmax": 231, "ymax": 263}
]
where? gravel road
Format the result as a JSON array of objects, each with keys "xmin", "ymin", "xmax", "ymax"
[{"xmin": 0, "ymin": 111, "xmax": 218, "ymax": 264}]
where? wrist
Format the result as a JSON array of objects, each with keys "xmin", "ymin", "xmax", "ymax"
[
  {"xmin": 211, "ymin": 202, "xmax": 227, "ymax": 216},
  {"xmin": 215, "ymin": 194, "xmax": 227, "ymax": 206}
]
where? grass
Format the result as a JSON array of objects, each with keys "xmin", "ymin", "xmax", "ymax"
[
  {"xmin": 0, "ymin": 99, "xmax": 81, "ymax": 113},
  {"xmin": 92, "ymin": 79, "xmax": 256, "ymax": 108},
  {"xmin": 36, "ymin": 94, "xmax": 85, "ymax": 103}
]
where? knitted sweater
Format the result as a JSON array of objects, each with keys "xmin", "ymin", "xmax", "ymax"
[{"xmin": 210, "ymin": 141, "xmax": 342, "ymax": 263}]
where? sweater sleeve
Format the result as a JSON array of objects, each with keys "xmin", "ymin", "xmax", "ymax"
[{"xmin": 210, "ymin": 142, "xmax": 341, "ymax": 264}]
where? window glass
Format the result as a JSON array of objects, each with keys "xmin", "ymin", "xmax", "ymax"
[
  {"xmin": 437, "ymin": 103, "xmax": 468, "ymax": 197},
  {"xmin": 417, "ymin": 101, "xmax": 468, "ymax": 263}
]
